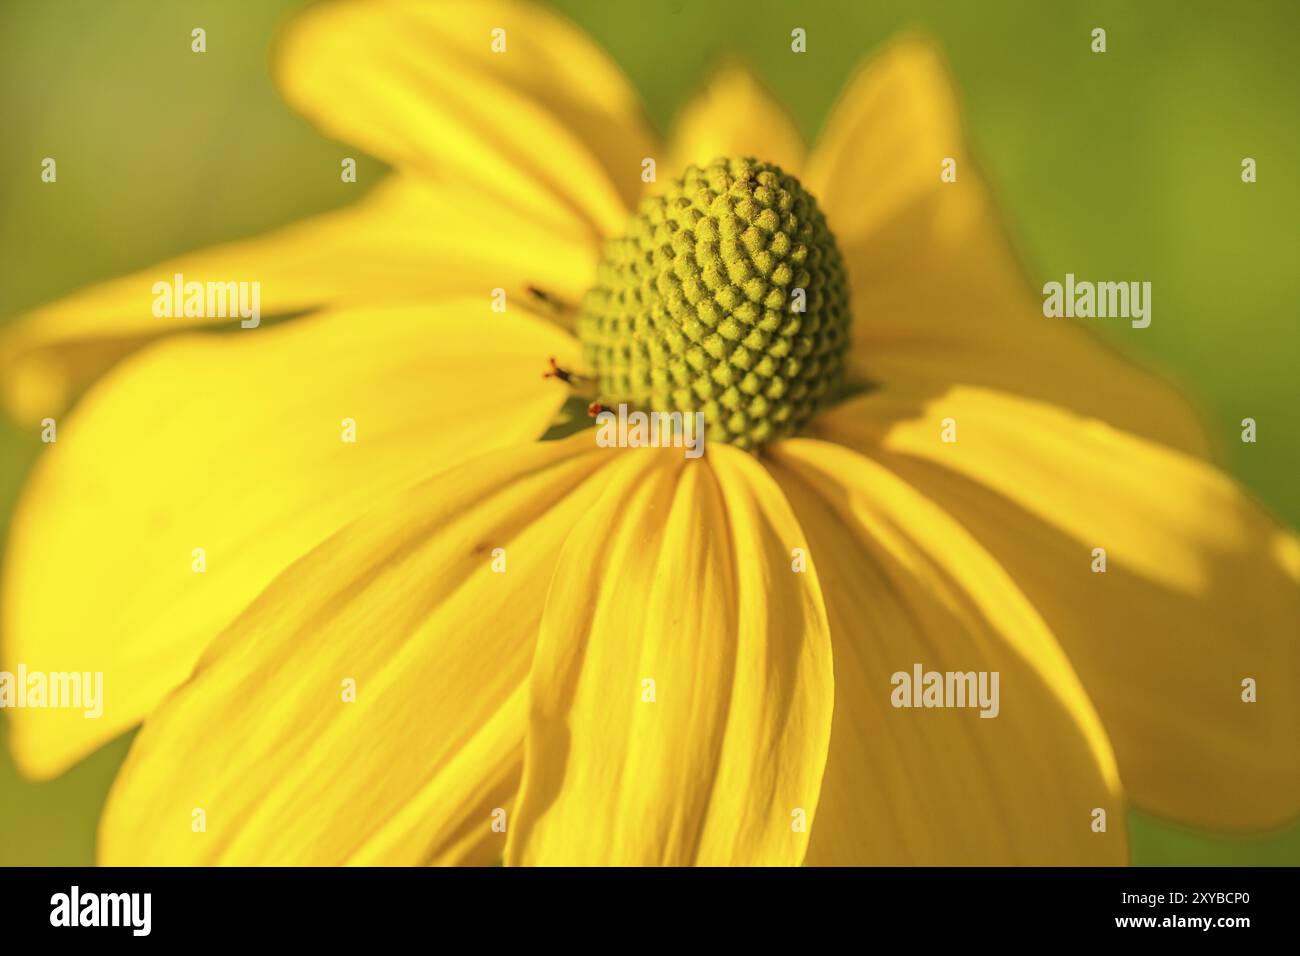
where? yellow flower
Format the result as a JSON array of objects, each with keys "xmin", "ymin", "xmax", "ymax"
[{"xmin": 2, "ymin": 0, "xmax": 1296, "ymax": 865}]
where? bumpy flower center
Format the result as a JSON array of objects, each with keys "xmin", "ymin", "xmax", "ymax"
[{"xmin": 577, "ymin": 157, "xmax": 850, "ymax": 450}]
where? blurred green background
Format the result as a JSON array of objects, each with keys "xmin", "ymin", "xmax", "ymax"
[{"xmin": 1, "ymin": 0, "xmax": 1296, "ymax": 864}]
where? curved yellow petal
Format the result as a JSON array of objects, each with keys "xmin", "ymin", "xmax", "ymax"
[
  {"xmin": 98, "ymin": 435, "xmax": 613, "ymax": 865},
  {"xmin": 805, "ymin": 36, "xmax": 1208, "ymax": 456},
  {"xmin": 813, "ymin": 385, "xmax": 1300, "ymax": 831},
  {"xmin": 506, "ymin": 445, "xmax": 833, "ymax": 865},
  {"xmin": 0, "ymin": 174, "xmax": 595, "ymax": 425},
  {"xmin": 768, "ymin": 438, "xmax": 1127, "ymax": 865},
  {"xmin": 2, "ymin": 300, "xmax": 579, "ymax": 780},
  {"xmin": 667, "ymin": 61, "xmax": 805, "ymax": 177},
  {"xmin": 274, "ymin": 0, "xmax": 658, "ymax": 241}
]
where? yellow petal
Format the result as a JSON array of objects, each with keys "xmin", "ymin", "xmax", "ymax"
[
  {"xmin": 768, "ymin": 438, "xmax": 1127, "ymax": 864},
  {"xmin": 1, "ymin": 175, "xmax": 596, "ymax": 425},
  {"xmin": 805, "ymin": 36, "xmax": 1208, "ymax": 456},
  {"xmin": 274, "ymin": 0, "xmax": 657, "ymax": 241},
  {"xmin": 814, "ymin": 385, "xmax": 1300, "ymax": 830},
  {"xmin": 507, "ymin": 445, "xmax": 833, "ymax": 865},
  {"xmin": 2, "ymin": 301, "xmax": 579, "ymax": 780},
  {"xmin": 667, "ymin": 61, "xmax": 805, "ymax": 176},
  {"xmin": 98, "ymin": 435, "xmax": 613, "ymax": 865}
]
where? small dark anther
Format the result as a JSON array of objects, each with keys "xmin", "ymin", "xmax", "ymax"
[{"xmin": 542, "ymin": 356, "xmax": 576, "ymax": 384}]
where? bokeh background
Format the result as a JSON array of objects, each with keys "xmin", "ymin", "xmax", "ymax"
[{"xmin": 1, "ymin": 0, "xmax": 1296, "ymax": 864}]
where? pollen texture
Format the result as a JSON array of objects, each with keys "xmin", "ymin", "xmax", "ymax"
[{"xmin": 577, "ymin": 157, "xmax": 851, "ymax": 449}]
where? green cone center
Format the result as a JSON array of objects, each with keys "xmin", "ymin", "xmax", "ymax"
[{"xmin": 577, "ymin": 157, "xmax": 851, "ymax": 450}]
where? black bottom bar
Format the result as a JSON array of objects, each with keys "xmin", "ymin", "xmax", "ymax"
[{"xmin": 0, "ymin": 866, "xmax": 1284, "ymax": 942}]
